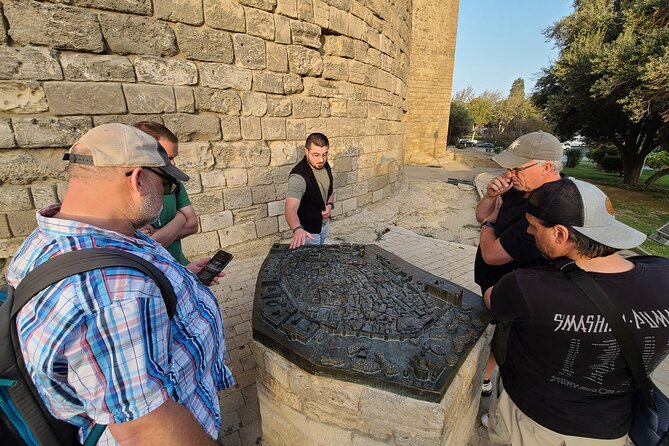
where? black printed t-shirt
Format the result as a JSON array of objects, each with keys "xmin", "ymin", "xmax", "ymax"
[
  {"xmin": 474, "ymin": 188, "xmax": 546, "ymax": 294},
  {"xmin": 491, "ymin": 256, "xmax": 669, "ymax": 439}
]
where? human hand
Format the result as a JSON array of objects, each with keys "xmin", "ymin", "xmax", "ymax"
[
  {"xmin": 187, "ymin": 257, "xmax": 226, "ymax": 286},
  {"xmin": 289, "ymin": 228, "xmax": 315, "ymax": 249},
  {"xmin": 139, "ymin": 225, "xmax": 156, "ymax": 235},
  {"xmin": 321, "ymin": 204, "xmax": 333, "ymax": 218},
  {"xmin": 485, "ymin": 175, "xmax": 512, "ymax": 198}
]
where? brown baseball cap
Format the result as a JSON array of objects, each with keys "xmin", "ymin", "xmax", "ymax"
[
  {"xmin": 493, "ymin": 131, "xmax": 564, "ymax": 168},
  {"xmin": 65, "ymin": 123, "xmax": 189, "ymax": 183}
]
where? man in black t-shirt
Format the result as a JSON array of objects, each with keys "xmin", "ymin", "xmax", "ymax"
[
  {"xmin": 474, "ymin": 131, "xmax": 563, "ymax": 397},
  {"xmin": 485, "ymin": 178, "xmax": 669, "ymax": 445}
]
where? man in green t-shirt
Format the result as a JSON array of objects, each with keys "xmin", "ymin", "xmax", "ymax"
[
  {"xmin": 134, "ymin": 122, "xmax": 198, "ymax": 265},
  {"xmin": 285, "ymin": 133, "xmax": 334, "ymax": 249}
]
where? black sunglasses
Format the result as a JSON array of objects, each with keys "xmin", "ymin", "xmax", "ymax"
[{"xmin": 125, "ymin": 167, "xmax": 180, "ymax": 195}]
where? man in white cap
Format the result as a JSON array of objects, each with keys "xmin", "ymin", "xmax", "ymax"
[
  {"xmin": 485, "ymin": 178, "xmax": 669, "ymax": 445},
  {"xmin": 5, "ymin": 124, "xmax": 233, "ymax": 445},
  {"xmin": 474, "ymin": 131, "xmax": 564, "ymax": 399}
]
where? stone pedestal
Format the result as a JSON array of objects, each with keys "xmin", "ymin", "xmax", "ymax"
[{"xmin": 252, "ymin": 325, "xmax": 492, "ymax": 446}]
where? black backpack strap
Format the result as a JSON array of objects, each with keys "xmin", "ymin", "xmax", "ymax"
[
  {"xmin": 12, "ymin": 248, "xmax": 177, "ymax": 320},
  {"xmin": 553, "ymin": 258, "xmax": 656, "ymax": 409}
]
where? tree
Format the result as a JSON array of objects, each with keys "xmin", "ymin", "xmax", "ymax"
[
  {"xmin": 467, "ymin": 90, "xmax": 501, "ymax": 139},
  {"xmin": 447, "ymin": 101, "xmax": 474, "ymax": 144},
  {"xmin": 533, "ymin": 0, "xmax": 669, "ymax": 184},
  {"xmin": 453, "ymin": 86, "xmax": 475, "ymax": 104},
  {"xmin": 645, "ymin": 148, "xmax": 669, "ymax": 186},
  {"xmin": 494, "ymin": 78, "xmax": 532, "ymax": 134}
]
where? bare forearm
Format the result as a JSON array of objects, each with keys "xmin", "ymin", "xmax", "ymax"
[
  {"xmin": 475, "ymin": 195, "xmax": 497, "ymax": 223},
  {"xmin": 151, "ymin": 212, "xmax": 186, "ymax": 248},
  {"xmin": 285, "ymin": 208, "xmax": 301, "ymax": 231},
  {"xmin": 479, "ymin": 227, "xmax": 513, "ymax": 265},
  {"xmin": 109, "ymin": 399, "xmax": 217, "ymax": 446}
]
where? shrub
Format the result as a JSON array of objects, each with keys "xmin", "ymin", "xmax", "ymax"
[
  {"xmin": 601, "ymin": 155, "xmax": 624, "ymax": 175},
  {"xmin": 646, "ymin": 150, "xmax": 669, "ymax": 170},
  {"xmin": 565, "ymin": 148, "xmax": 583, "ymax": 167},
  {"xmin": 589, "ymin": 144, "xmax": 618, "ymax": 167}
]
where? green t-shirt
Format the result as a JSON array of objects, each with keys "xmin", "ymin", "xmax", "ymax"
[
  {"xmin": 286, "ymin": 166, "xmax": 330, "ymax": 204},
  {"xmin": 152, "ymin": 184, "xmax": 191, "ymax": 265}
]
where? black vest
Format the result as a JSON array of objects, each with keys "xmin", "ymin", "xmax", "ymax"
[{"xmin": 289, "ymin": 156, "xmax": 333, "ymax": 234}]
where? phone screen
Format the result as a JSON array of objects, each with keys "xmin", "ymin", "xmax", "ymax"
[{"xmin": 197, "ymin": 250, "xmax": 233, "ymax": 285}]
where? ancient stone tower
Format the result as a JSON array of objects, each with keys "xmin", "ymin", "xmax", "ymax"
[{"xmin": 0, "ymin": 0, "xmax": 459, "ymax": 269}]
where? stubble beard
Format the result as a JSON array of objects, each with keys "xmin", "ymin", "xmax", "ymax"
[{"xmin": 131, "ymin": 188, "xmax": 164, "ymax": 230}]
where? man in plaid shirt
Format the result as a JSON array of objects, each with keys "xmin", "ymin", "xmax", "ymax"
[{"xmin": 5, "ymin": 124, "xmax": 234, "ymax": 445}]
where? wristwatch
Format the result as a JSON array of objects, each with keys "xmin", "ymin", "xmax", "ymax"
[{"xmin": 481, "ymin": 221, "xmax": 496, "ymax": 229}]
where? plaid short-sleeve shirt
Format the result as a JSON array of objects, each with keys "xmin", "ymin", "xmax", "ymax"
[{"xmin": 6, "ymin": 205, "xmax": 234, "ymax": 445}]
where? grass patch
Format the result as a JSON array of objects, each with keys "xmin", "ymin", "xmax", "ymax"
[{"xmin": 563, "ymin": 162, "xmax": 669, "ymax": 257}]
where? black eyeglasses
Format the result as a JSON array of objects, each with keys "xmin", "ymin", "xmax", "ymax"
[
  {"xmin": 125, "ymin": 167, "xmax": 179, "ymax": 195},
  {"xmin": 507, "ymin": 162, "xmax": 541, "ymax": 174}
]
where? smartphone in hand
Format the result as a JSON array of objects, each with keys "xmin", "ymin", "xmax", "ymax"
[{"xmin": 197, "ymin": 250, "xmax": 234, "ymax": 286}]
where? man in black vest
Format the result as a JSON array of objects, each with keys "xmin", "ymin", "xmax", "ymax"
[{"xmin": 285, "ymin": 133, "xmax": 334, "ymax": 249}]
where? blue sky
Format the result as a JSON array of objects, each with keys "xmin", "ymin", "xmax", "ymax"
[{"xmin": 452, "ymin": 0, "xmax": 574, "ymax": 98}]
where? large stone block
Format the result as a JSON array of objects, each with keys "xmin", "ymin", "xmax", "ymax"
[
  {"xmin": 176, "ymin": 24, "xmax": 234, "ymax": 63},
  {"xmin": 247, "ymin": 167, "xmax": 272, "ymax": 186},
  {"xmin": 200, "ymin": 170, "xmax": 226, "ymax": 188},
  {"xmin": 0, "ymin": 120, "xmax": 16, "ymax": 149},
  {"xmin": 287, "ymin": 45, "xmax": 323, "ymax": 76},
  {"xmin": 241, "ymin": 117, "xmax": 262, "ymax": 140},
  {"xmin": 5, "ymin": 1, "xmax": 103, "ymax": 52},
  {"xmin": 285, "ymin": 119, "xmax": 305, "ymax": 141},
  {"xmin": 0, "ymin": 82, "xmax": 48, "ymax": 114},
  {"xmin": 175, "ymin": 87, "xmax": 195, "ymax": 113},
  {"xmin": 241, "ymin": 92, "xmax": 268, "ymax": 117},
  {"xmin": 221, "ymin": 116, "xmax": 242, "ymax": 141},
  {"xmin": 183, "ymin": 172, "xmax": 203, "ymax": 194},
  {"xmin": 322, "ymin": 35, "xmax": 354, "ymax": 58},
  {"xmin": 154, "ymin": 0, "xmax": 203, "ymax": 24},
  {"xmin": 255, "ymin": 216, "xmax": 278, "ymax": 237},
  {"xmin": 0, "ymin": 4, "xmax": 7, "ymax": 45},
  {"xmin": 31, "ymin": 184, "xmax": 58, "ymax": 209},
  {"xmin": 181, "ymin": 231, "xmax": 221, "ymax": 257},
  {"xmin": 253, "ymin": 72, "xmax": 283, "ymax": 94},
  {"xmin": 323, "ymin": 57, "xmax": 349, "ymax": 81},
  {"xmin": 195, "ymin": 88, "xmax": 242, "ymax": 115},
  {"xmin": 0, "ymin": 46, "xmax": 61, "ymax": 81},
  {"xmin": 268, "ymin": 141, "xmax": 298, "ymax": 166},
  {"xmin": 0, "ymin": 185, "xmax": 33, "ymax": 211},
  {"xmin": 234, "ymin": 34, "xmax": 266, "ymax": 69},
  {"xmin": 134, "ymin": 56, "xmax": 197, "ymax": 85},
  {"xmin": 313, "ymin": 0, "xmax": 329, "ymax": 28},
  {"xmin": 291, "ymin": 96, "xmax": 321, "ymax": 118},
  {"xmin": 124, "ymin": 84, "xmax": 176, "ymax": 114},
  {"xmin": 348, "ymin": 60, "xmax": 367, "ymax": 85},
  {"xmin": 262, "ymin": 117, "xmax": 286, "ymax": 140},
  {"xmin": 60, "ymin": 53, "xmax": 134, "ymax": 82},
  {"xmin": 72, "ymin": 0, "xmax": 151, "ymax": 14},
  {"xmin": 7, "ymin": 210, "xmax": 37, "ymax": 237},
  {"xmin": 0, "ymin": 215, "xmax": 10, "ymax": 239},
  {"xmin": 246, "ymin": 8, "xmax": 275, "ymax": 41},
  {"xmin": 224, "ymin": 187, "xmax": 253, "ymax": 210},
  {"xmin": 283, "ymin": 74, "xmax": 304, "ymax": 94},
  {"xmin": 189, "ymin": 191, "xmax": 224, "ymax": 214},
  {"xmin": 290, "ymin": 19, "xmax": 321, "ymax": 49},
  {"xmin": 266, "ymin": 43, "xmax": 288, "ymax": 73},
  {"xmin": 199, "ymin": 210, "xmax": 233, "ymax": 232},
  {"xmin": 162, "ymin": 114, "xmax": 221, "ymax": 142},
  {"xmin": 276, "ymin": 0, "xmax": 297, "ymax": 18},
  {"xmin": 232, "ymin": 204, "xmax": 268, "ymax": 224},
  {"xmin": 267, "ymin": 96, "xmax": 291, "ymax": 117},
  {"xmin": 218, "ymin": 221, "xmax": 257, "ymax": 247},
  {"xmin": 44, "ymin": 82, "xmax": 127, "ymax": 115},
  {"xmin": 224, "ymin": 168, "xmax": 248, "ymax": 187},
  {"xmin": 239, "ymin": 0, "xmax": 276, "ymax": 11},
  {"xmin": 328, "ymin": 6, "xmax": 349, "ymax": 35},
  {"xmin": 93, "ymin": 114, "xmax": 164, "ymax": 127},
  {"xmin": 212, "ymin": 140, "xmax": 271, "ymax": 168},
  {"xmin": 200, "ymin": 63, "xmax": 252, "ymax": 91},
  {"xmin": 0, "ymin": 149, "xmax": 68, "ymax": 185},
  {"xmin": 205, "ymin": 0, "xmax": 245, "ymax": 32},
  {"xmin": 251, "ymin": 185, "xmax": 276, "ymax": 204},
  {"xmin": 12, "ymin": 116, "xmax": 92, "ymax": 149},
  {"xmin": 267, "ymin": 200, "xmax": 284, "ymax": 217},
  {"xmin": 99, "ymin": 13, "xmax": 177, "ymax": 56},
  {"xmin": 177, "ymin": 141, "xmax": 215, "ymax": 170},
  {"xmin": 275, "ymin": 15, "xmax": 291, "ymax": 44}
]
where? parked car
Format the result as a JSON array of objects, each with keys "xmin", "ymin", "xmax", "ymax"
[
  {"xmin": 476, "ymin": 142, "xmax": 495, "ymax": 149},
  {"xmin": 456, "ymin": 139, "xmax": 477, "ymax": 149}
]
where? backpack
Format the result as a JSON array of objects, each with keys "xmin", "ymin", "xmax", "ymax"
[{"xmin": 0, "ymin": 248, "xmax": 177, "ymax": 446}]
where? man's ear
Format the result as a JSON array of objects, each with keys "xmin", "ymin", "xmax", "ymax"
[
  {"xmin": 553, "ymin": 224, "xmax": 569, "ymax": 245},
  {"xmin": 126, "ymin": 167, "xmax": 145, "ymax": 196}
]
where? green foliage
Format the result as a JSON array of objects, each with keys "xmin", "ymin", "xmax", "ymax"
[
  {"xmin": 601, "ymin": 155, "xmax": 624, "ymax": 175},
  {"xmin": 565, "ymin": 148, "xmax": 584, "ymax": 167},
  {"xmin": 447, "ymin": 101, "xmax": 474, "ymax": 144},
  {"xmin": 533, "ymin": 0, "xmax": 669, "ymax": 184},
  {"xmin": 589, "ymin": 144, "xmax": 619, "ymax": 167},
  {"xmin": 646, "ymin": 150, "xmax": 669, "ymax": 170}
]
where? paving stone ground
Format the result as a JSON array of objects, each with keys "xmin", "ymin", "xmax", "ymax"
[{"xmin": 212, "ymin": 165, "xmax": 669, "ymax": 445}]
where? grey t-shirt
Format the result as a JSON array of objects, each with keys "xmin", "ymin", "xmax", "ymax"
[{"xmin": 286, "ymin": 166, "xmax": 331, "ymax": 223}]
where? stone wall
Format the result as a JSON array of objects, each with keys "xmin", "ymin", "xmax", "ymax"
[
  {"xmin": 0, "ymin": 0, "xmax": 458, "ymax": 270},
  {"xmin": 404, "ymin": 0, "xmax": 459, "ymax": 162}
]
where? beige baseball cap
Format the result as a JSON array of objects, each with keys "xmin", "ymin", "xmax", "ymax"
[
  {"xmin": 493, "ymin": 131, "xmax": 564, "ymax": 168},
  {"xmin": 65, "ymin": 123, "xmax": 189, "ymax": 182}
]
